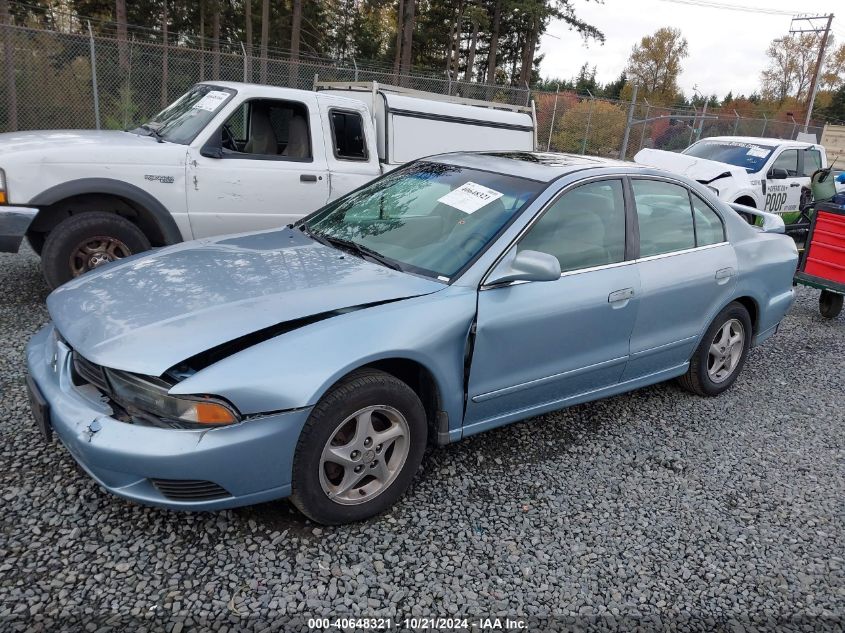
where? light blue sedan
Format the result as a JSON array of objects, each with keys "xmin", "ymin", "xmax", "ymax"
[{"xmin": 26, "ymin": 152, "xmax": 798, "ymax": 524}]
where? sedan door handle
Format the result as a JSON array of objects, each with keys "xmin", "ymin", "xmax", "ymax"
[
  {"xmin": 608, "ymin": 288, "xmax": 634, "ymax": 303},
  {"xmin": 300, "ymin": 174, "xmax": 318, "ymax": 182},
  {"xmin": 715, "ymin": 267, "xmax": 735, "ymax": 280}
]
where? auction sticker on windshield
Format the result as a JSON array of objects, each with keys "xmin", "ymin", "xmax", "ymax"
[
  {"xmin": 438, "ymin": 182, "xmax": 504, "ymax": 214},
  {"xmin": 192, "ymin": 91, "xmax": 230, "ymax": 112}
]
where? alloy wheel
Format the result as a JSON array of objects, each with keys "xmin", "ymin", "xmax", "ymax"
[
  {"xmin": 707, "ymin": 318, "xmax": 745, "ymax": 383},
  {"xmin": 318, "ymin": 405, "xmax": 410, "ymax": 505}
]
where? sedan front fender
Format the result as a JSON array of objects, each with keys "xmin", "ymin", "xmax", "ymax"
[{"xmin": 170, "ymin": 286, "xmax": 478, "ymax": 430}]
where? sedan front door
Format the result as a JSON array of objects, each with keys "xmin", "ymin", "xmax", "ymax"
[{"xmin": 465, "ymin": 179, "xmax": 640, "ymax": 434}]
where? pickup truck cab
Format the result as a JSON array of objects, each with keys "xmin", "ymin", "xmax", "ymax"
[
  {"xmin": 0, "ymin": 81, "xmax": 535, "ymax": 287},
  {"xmin": 635, "ymin": 136, "xmax": 829, "ymax": 218}
]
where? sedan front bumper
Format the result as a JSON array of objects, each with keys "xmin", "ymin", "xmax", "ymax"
[
  {"xmin": 26, "ymin": 324, "xmax": 312, "ymax": 511},
  {"xmin": 0, "ymin": 206, "xmax": 38, "ymax": 252}
]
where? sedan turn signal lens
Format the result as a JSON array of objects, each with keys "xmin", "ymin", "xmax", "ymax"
[{"xmin": 184, "ymin": 401, "xmax": 238, "ymax": 425}]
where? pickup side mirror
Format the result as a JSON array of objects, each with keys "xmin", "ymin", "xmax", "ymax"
[
  {"xmin": 484, "ymin": 248, "xmax": 562, "ymax": 287},
  {"xmin": 200, "ymin": 145, "xmax": 224, "ymax": 159},
  {"xmin": 767, "ymin": 167, "xmax": 789, "ymax": 180}
]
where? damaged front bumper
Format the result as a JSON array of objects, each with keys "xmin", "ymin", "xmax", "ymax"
[
  {"xmin": 0, "ymin": 206, "xmax": 38, "ymax": 253},
  {"xmin": 25, "ymin": 324, "xmax": 312, "ymax": 511}
]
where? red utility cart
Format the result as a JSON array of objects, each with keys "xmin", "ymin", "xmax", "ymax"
[{"xmin": 794, "ymin": 202, "xmax": 845, "ymax": 319}]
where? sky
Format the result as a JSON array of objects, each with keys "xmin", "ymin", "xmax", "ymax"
[{"xmin": 539, "ymin": 0, "xmax": 840, "ymax": 99}]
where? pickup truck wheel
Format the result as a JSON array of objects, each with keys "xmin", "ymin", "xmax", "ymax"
[
  {"xmin": 41, "ymin": 212, "xmax": 150, "ymax": 288},
  {"xmin": 819, "ymin": 290, "xmax": 843, "ymax": 319},
  {"xmin": 290, "ymin": 369, "xmax": 427, "ymax": 525},
  {"xmin": 677, "ymin": 302, "xmax": 752, "ymax": 397}
]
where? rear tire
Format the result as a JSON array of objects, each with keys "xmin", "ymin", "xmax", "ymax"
[
  {"xmin": 40, "ymin": 212, "xmax": 150, "ymax": 289},
  {"xmin": 290, "ymin": 369, "xmax": 427, "ymax": 525},
  {"xmin": 678, "ymin": 302, "xmax": 752, "ymax": 397},
  {"xmin": 819, "ymin": 290, "xmax": 843, "ymax": 319}
]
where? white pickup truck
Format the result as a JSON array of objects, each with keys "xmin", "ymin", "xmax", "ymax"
[
  {"xmin": 635, "ymin": 136, "xmax": 834, "ymax": 218},
  {"xmin": 0, "ymin": 80, "xmax": 535, "ymax": 287}
]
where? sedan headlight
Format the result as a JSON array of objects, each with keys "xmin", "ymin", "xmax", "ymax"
[{"xmin": 106, "ymin": 369, "xmax": 239, "ymax": 426}]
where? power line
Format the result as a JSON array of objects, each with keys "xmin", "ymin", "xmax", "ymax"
[{"xmin": 655, "ymin": 0, "xmax": 803, "ymax": 16}]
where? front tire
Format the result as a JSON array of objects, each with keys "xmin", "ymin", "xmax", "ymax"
[
  {"xmin": 290, "ymin": 369, "xmax": 427, "ymax": 525},
  {"xmin": 40, "ymin": 212, "xmax": 150, "ymax": 289},
  {"xmin": 678, "ymin": 302, "xmax": 752, "ymax": 397}
]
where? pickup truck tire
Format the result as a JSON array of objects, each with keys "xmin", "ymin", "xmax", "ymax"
[
  {"xmin": 678, "ymin": 302, "xmax": 752, "ymax": 397},
  {"xmin": 41, "ymin": 212, "xmax": 150, "ymax": 288},
  {"xmin": 819, "ymin": 290, "xmax": 843, "ymax": 319}
]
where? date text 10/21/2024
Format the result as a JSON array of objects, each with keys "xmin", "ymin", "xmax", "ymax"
[{"xmin": 307, "ymin": 617, "xmax": 529, "ymax": 630}]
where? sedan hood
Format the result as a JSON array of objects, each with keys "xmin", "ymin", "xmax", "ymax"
[
  {"xmin": 47, "ymin": 228, "xmax": 444, "ymax": 376},
  {"xmin": 634, "ymin": 148, "xmax": 752, "ymax": 185}
]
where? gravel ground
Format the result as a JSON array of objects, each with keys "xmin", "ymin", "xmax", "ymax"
[{"xmin": 0, "ymin": 246, "xmax": 843, "ymax": 632}]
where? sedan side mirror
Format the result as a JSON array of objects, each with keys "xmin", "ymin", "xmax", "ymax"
[
  {"xmin": 484, "ymin": 249, "xmax": 561, "ymax": 287},
  {"xmin": 767, "ymin": 167, "xmax": 789, "ymax": 180}
]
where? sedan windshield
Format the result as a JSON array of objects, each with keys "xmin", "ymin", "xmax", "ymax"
[
  {"xmin": 133, "ymin": 84, "xmax": 236, "ymax": 145},
  {"xmin": 683, "ymin": 141, "xmax": 775, "ymax": 173},
  {"xmin": 302, "ymin": 162, "xmax": 543, "ymax": 279}
]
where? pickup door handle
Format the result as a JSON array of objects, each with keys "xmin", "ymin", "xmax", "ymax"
[
  {"xmin": 300, "ymin": 174, "xmax": 318, "ymax": 182},
  {"xmin": 608, "ymin": 288, "xmax": 634, "ymax": 303},
  {"xmin": 789, "ymin": 182, "xmax": 801, "ymax": 187}
]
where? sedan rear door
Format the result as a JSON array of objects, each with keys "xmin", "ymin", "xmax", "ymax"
[{"xmin": 622, "ymin": 178, "xmax": 737, "ymax": 381}]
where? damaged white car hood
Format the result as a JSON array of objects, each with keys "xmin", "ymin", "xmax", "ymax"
[{"xmin": 634, "ymin": 148, "xmax": 754, "ymax": 187}]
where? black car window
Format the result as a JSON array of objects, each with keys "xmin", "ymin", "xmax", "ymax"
[
  {"xmin": 802, "ymin": 149, "xmax": 822, "ymax": 177},
  {"xmin": 219, "ymin": 99, "xmax": 311, "ymax": 160},
  {"xmin": 331, "ymin": 110, "xmax": 368, "ymax": 160},
  {"xmin": 519, "ymin": 180, "xmax": 626, "ymax": 273},
  {"xmin": 691, "ymin": 193, "xmax": 725, "ymax": 246},
  {"xmin": 632, "ymin": 179, "xmax": 695, "ymax": 257},
  {"xmin": 771, "ymin": 150, "xmax": 799, "ymax": 177}
]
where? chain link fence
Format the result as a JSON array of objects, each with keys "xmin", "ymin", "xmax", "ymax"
[
  {"xmin": 0, "ymin": 23, "xmax": 529, "ymax": 135},
  {"xmin": 534, "ymin": 90, "xmax": 826, "ymax": 161},
  {"xmin": 0, "ymin": 23, "xmax": 827, "ymax": 157}
]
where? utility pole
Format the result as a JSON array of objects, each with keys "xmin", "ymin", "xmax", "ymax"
[{"xmin": 790, "ymin": 14, "xmax": 834, "ymax": 132}]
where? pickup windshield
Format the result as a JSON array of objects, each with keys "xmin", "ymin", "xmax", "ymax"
[
  {"xmin": 133, "ymin": 84, "xmax": 236, "ymax": 145},
  {"xmin": 683, "ymin": 140, "xmax": 775, "ymax": 173},
  {"xmin": 302, "ymin": 161, "xmax": 542, "ymax": 280}
]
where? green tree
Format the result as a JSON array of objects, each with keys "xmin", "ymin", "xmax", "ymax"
[{"xmin": 625, "ymin": 26, "xmax": 688, "ymax": 103}]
